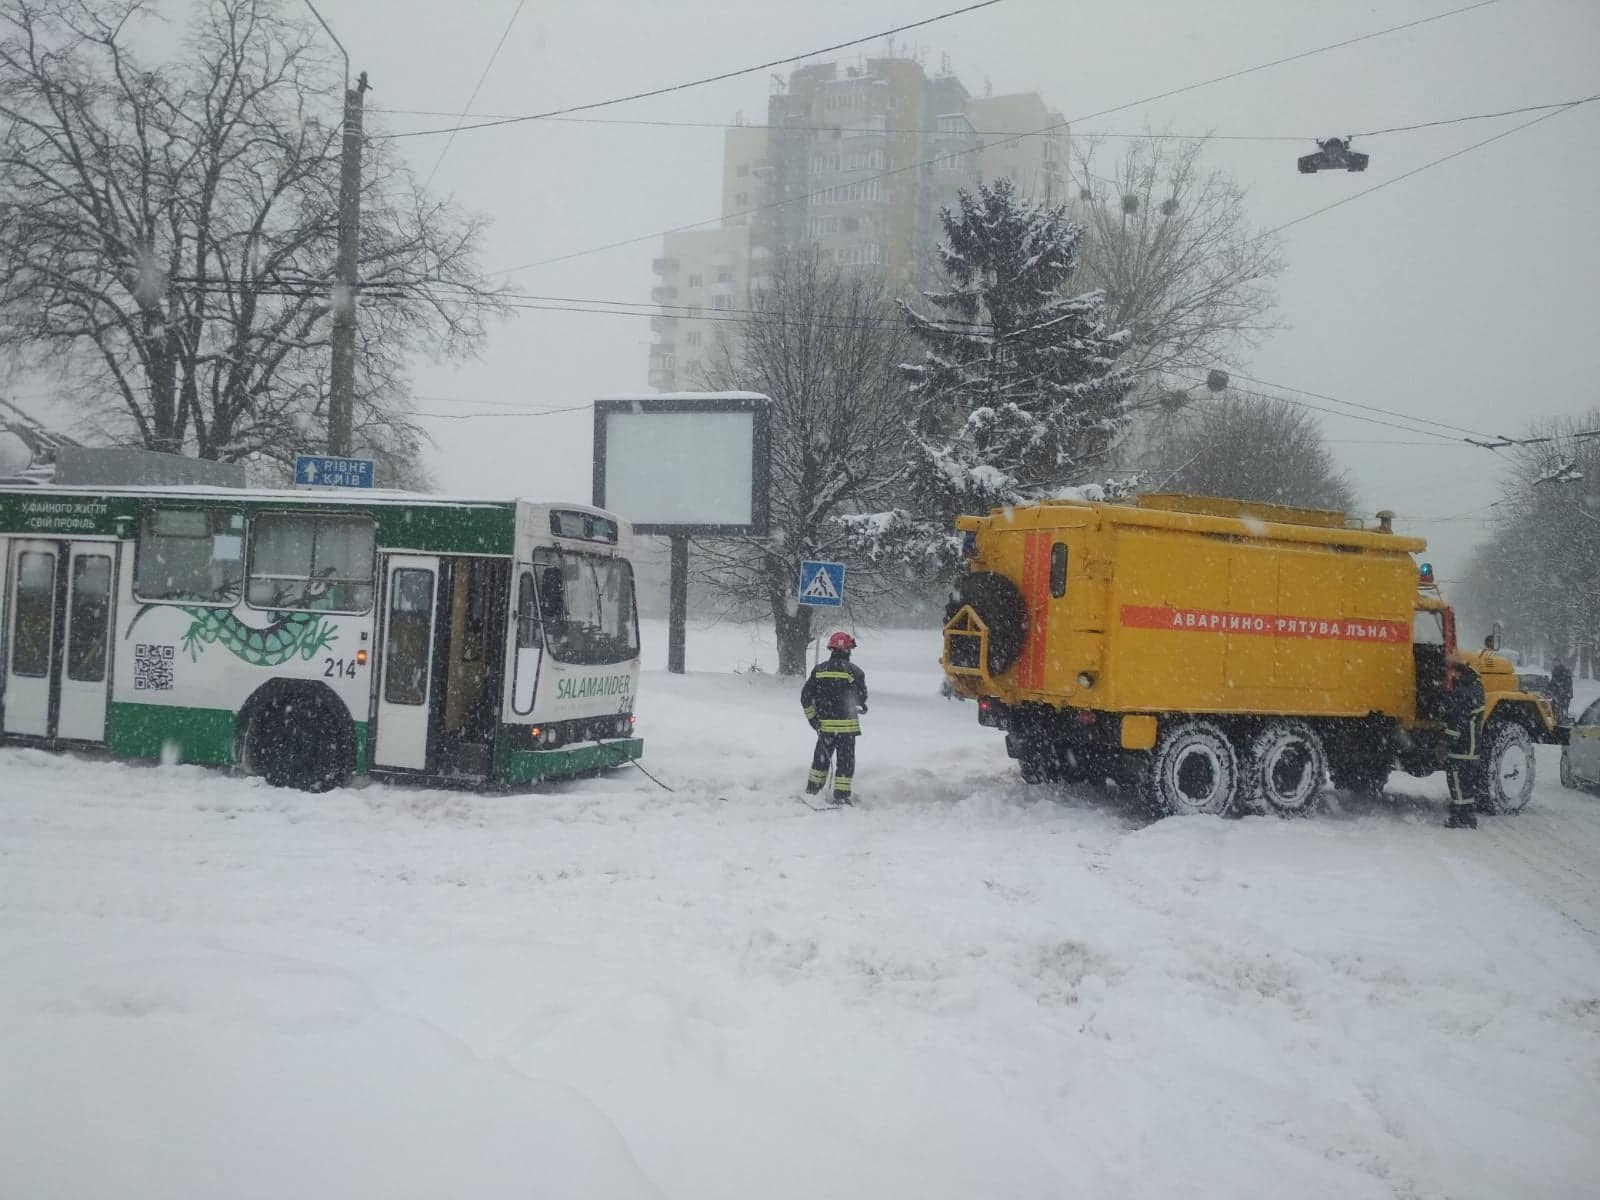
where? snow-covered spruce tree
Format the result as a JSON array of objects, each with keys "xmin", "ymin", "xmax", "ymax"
[{"xmin": 861, "ymin": 179, "xmax": 1134, "ymax": 574}]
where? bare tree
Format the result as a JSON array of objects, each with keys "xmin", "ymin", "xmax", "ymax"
[
  {"xmin": 1073, "ymin": 135, "xmax": 1283, "ymax": 378},
  {"xmin": 697, "ymin": 249, "xmax": 910, "ymax": 675},
  {"xmin": 1455, "ymin": 411, "xmax": 1600, "ymax": 673},
  {"xmin": 1143, "ymin": 392, "xmax": 1357, "ymax": 513},
  {"xmin": 0, "ymin": 0, "xmax": 500, "ymax": 484}
]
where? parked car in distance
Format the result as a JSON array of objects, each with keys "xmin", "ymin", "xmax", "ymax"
[{"xmin": 1560, "ymin": 698, "xmax": 1600, "ymax": 791}]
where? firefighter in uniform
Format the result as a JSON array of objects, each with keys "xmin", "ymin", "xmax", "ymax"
[
  {"xmin": 801, "ymin": 631, "xmax": 868, "ymax": 805},
  {"xmin": 1443, "ymin": 663, "xmax": 1485, "ymax": 829}
]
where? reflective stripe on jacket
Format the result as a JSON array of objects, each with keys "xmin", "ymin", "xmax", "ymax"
[{"xmin": 801, "ymin": 653, "xmax": 867, "ymax": 733}]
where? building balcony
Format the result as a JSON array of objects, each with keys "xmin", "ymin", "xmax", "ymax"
[
  {"xmin": 650, "ymin": 286, "xmax": 678, "ymax": 303},
  {"xmin": 647, "ymin": 367, "xmax": 675, "ymax": 389},
  {"xmin": 650, "ymin": 316, "xmax": 674, "ymax": 335},
  {"xmin": 651, "ymin": 257, "xmax": 679, "ymax": 274}
]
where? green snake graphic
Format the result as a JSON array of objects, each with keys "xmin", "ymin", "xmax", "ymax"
[{"xmin": 124, "ymin": 576, "xmax": 339, "ymax": 666}]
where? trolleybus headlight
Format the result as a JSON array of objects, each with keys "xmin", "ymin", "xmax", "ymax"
[{"xmin": 1077, "ymin": 672, "xmax": 1096, "ymax": 689}]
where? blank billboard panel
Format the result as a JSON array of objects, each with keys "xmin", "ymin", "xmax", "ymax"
[{"xmin": 593, "ymin": 394, "xmax": 770, "ymax": 536}]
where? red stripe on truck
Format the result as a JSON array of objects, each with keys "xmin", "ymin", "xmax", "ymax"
[
  {"xmin": 1020, "ymin": 531, "xmax": 1050, "ymax": 688},
  {"xmin": 1120, "ymin": 604, "xmax": 1409, "ymax": 643}
]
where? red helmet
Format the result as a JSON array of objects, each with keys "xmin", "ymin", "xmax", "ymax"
[{"xmin": 827, "ymin": 631, "xmax": 857, "ymax": 652}]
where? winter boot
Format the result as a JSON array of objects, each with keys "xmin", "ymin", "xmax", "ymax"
[
  {"xmin": 830, "ymin": 794, "xmax": 853, "ymax": 807},
  {"xmin": 1446, "ymin": 805, "xmax": 1478, "ymax": 829}
]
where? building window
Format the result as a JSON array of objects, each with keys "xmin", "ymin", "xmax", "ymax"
[
  {"xmin": 837, "ymin": 243, "xmax": 883, "ymax": 267},
  {"xmin": 712, "ymin": 295, "xmax": 731, "ymax": 309},
  {"xmin": 685, "ymin": 331, "xmax": 703, "ymax": 347},
  {"xmin": 687, "ymin": 306, "xmax": 703, "ymax": 318},
  {"xmin": 716, "ymin": 270, "xmax": 732, "ymax": 283},
  {"xmin": 735, "ymin": 192, "xmax": 748, "ymax": 207},
  {"xmin": 687, "ymin": 273, "xmax": 703, "ymax": 288}
]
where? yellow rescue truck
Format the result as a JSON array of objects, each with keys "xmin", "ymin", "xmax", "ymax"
[{"xmin": 941, "ymin": 494, "xmax": 1561, "ymax": 817}]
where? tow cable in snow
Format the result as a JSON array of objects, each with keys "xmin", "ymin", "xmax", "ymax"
[{"xmin": 594, "ymin": 740, "xmax": 676, "ymax": 792}]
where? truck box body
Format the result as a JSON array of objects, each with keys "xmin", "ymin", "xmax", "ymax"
[{"xmin": 954, "ymin": 495, "xmax": 1428, "ymax": 723}]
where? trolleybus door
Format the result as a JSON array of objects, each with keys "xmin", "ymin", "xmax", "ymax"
[
  {"xmin": 3, "ymin": 539, "xmax": 58, "ymax": 737},
  {"xmin": 3, "ymin": 539, "xmax": 117, "ymax": 742},
  {"xmin": 56, "ymin": 543, "xmax": 116, "ymax": 742},
  {"xmin": 373, "ymin": 555, "xmax": 439, "ymax": 771}
]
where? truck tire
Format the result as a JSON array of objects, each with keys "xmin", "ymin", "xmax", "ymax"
[
  {"xmin": 1139, "ymin": 720, "xmax": 1238, "ymax": 818},
  {"xmin": 1472, "ymin": 721, "xmax": 1536, "ymax": 814},
  {"xmin": 1241, "ymin": 721, "xmax": 1326, "ymax": 817},
  {"xmin": 946, "ymin": 572, "xmax": 1026, "ymax": 675}
]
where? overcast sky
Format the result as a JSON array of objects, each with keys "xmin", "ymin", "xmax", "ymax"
[{"xmin": 35, "ymin": 0, "xmax": 1600, "ymax": 579}]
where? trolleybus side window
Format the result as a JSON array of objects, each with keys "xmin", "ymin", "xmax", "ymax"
[
  {"xmin": 67, "ymin": 554, "xmax": 112, "ymax": 682},
  {"xmin": 532, "ymin": 551, "xmax": 639, "ymax": 666},
  {"xmin": 134, "ymin": 507, "xmax": 244, "ymax": 604},
  {"xmin": 248, "ymin": 514, "xmax": 375, "ymax": 613},
  {"xmin": 512, "ymin": 570, "xmax": 542, "ymax": 714},
  {"xmin": 13, "ymin": 551, "xmax": 55, "ymax": 677},
  {"xmin": 384, "ymin": 569, "xmax": 434, "ymax": 706}
]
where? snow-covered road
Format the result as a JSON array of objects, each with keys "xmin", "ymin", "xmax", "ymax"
[{"xmin": 3, "ymin": 623, "xmax": 1598, "ymax": 1199}]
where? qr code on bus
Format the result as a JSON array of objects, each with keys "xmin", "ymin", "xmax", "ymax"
[{"xmin": 133, "ymin": 643, "xmax": 176, "ymax": 691}]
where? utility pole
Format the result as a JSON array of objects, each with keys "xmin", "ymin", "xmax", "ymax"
[
  {"xmin": 328, "ymin": 70, "xmax": 368, "ymax": 457},
  {"xmin": 302, "ymin": 1, "xmax": 363, "ymax": 457}
]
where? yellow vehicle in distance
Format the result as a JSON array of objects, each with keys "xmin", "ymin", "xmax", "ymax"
[{"xmin": 941, "ymin": 493, "xmax": 1561, "ymax": 818}]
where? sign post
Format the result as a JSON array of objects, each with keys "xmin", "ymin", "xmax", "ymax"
[{"xmin": 294, "ymin": 455, "xmax": 375, "ymax": 489}]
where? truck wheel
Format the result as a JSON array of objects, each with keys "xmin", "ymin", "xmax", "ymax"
[
  {"xmin": 1241, "ymin": 721, "xmax": 1326, "ymax": 817},
  {"xmin": 1473, "ymin": 722, "xmax": 1536, "ymax": 814},
  {"xmin": 1140, "ymin": 720, "xmax": 1238, "ymax": 817}
]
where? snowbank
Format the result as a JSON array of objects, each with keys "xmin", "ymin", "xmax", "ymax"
[{"xmin": 3, "ymin": 623, "xmax": 1599, "ymax": 1199}]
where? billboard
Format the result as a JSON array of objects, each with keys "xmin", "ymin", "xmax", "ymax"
[{"xmin": 592, "ymin": 393, "xmax": 770, "ymax": 536}]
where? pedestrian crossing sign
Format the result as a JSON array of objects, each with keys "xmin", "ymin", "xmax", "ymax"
[{"xmin": 797, "ymin": 560, "xmax": 845, "ymax": 608}]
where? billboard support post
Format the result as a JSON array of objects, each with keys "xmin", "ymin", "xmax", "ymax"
[{"xmin": 668, "ymin": 535, "xmax": 689, "ymax": 675}]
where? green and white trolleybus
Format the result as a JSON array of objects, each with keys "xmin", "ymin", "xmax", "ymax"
[{"xmin": 0, "ymin": 484, "xmax": 643, "ymax": 790}]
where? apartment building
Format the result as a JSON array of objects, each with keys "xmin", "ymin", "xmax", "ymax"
[{"xmin": 647, "ymin": 56, "xmax": 1068, "ymax": 390}]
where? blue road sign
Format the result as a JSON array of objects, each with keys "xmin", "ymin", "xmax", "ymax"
[
  {"xmin": 294, "ymin": 455, "xmax": 374, "ymax": 489},
  {"xmin": 797, "ymin": 559, "xmax": 845, "ymax": 608}
]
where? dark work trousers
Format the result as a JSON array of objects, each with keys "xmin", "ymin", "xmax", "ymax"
[{"xmin": 807, "ymin": 733, "xmax": 856, "ymax": 801}]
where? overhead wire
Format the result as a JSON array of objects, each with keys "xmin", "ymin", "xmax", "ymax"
[
  {"xmin": 1266, "ymin": 93, "xmax": 1600, "ymax": 236},
  {"xmin": 489, "ymin": 0, "xmax": 1503, "ymax": 275},
  {"xmin": 1216, "ymin": 369, "xmax": 1505, "ymax": 442},
  {"xmin": 421, "ymin": 0, "xmax": 528, "ymax": 190},
  {"xmin": 161, "ymin": 273, "xmax": 1546, "ymax": 445},
  {"xmin": 373, "ymin": 109, "xmax": 1306, "ymax": 141},
  {"xmin": 368, "ymin": 96, "xmax": 1600, "ymax": 144},
  {"xmin": 375, "ymin": 0, "xmax": 1007, "ymax": 141}
]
